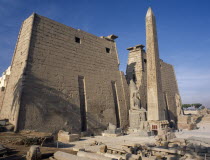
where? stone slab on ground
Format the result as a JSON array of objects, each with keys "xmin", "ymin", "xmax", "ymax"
[
  {"xmin": 77, "ymin": 151, "xmax": 114, "ymax": 160},
  {"xmin": 58, "ymin": 130, "xmax": 80, "ymax": 143},
  {"xmin": 26, "ymin": 145, "xmax": 41, "ymax": 160},
  {"xmin": 54, "ymin": 151, "xmax": 93, "ymax": 160},
  {"xmin": 68, "ymin": 135, "xmax": 156, "ymax": 153},
  {"xmin": 102, "ymin": 133, "xmax": 121, "ymax": 137}
]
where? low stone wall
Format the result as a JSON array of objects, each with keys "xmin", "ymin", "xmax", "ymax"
[
  {"xmin": 184, "ymin": 110, "xmax": 198, "ymax": 115},
  {"xmin": 177, "ymin": 115, "xmax": 197, "ymax": 130}
]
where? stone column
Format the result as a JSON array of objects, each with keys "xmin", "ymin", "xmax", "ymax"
[{"xmin": 146, "ymin": 8, "xmax": 166, "ymax": 121}]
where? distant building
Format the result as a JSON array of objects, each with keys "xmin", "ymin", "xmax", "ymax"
[
  {"xmin": 184, "ymin": 106, "xmax": 196, "ymax": 110},
  {"xmin": 0, "ymin": 66, "xmax": 11, "ymax": 88}
]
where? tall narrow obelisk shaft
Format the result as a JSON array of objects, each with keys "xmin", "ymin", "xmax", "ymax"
[{"xmin": 146, "ymin": 8, "xmax": 165, "ymax": 121}]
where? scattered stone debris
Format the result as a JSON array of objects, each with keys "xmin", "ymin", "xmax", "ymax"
[
  {"xmin": 1, "ymin": 128, "xmax": 209, "ymax": 160},
  {"xmin": 54, "ymin": 151, "xmax": 92, "ymax": 160},
  {"xmin": 99, "ymin": 152, "xmax": 123, "ymax": 160},
  {"xmin": 14, "ymin": 135, "xmax": 54, "ymax": 146},
  {"xmin": 100, "ymin": 145, "xmax": 108, "ymax": 153},
  {"xmin": 0, "ymin": 144, "xmax": 7, "ymax": 157},
  {"xmin": 101, "ymin": 130, "xmax": 210, "ymax": 160},
  {"xmin": 58, "ymin": 130, "xmax": 80, "ymax": 143},
  {"xmin": 90, "ymin": 140, "xmax": 103, "ymax": 146},
  {"xmin": 26, "ymin": 145, "xmax": 41, "ymax": 160},
  {"xmin": 77, "ymin": 151, "xmax": 114, "ymax": 160},
  {"xmin": 0, "ymin": 103, "xmax": 210, "ymax": 160},
  {"xmin": 102, "ymin": 123, "xmax": 122, "ymax": 137},
  {"xmin": 0, "ymin": 119, "xmax": 14, "ymax": 132}
]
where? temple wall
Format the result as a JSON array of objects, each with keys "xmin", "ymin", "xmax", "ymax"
[
  {"xmin": 16, "ymin": 14, "xmax": 129, "ymax": 134},
  {"xmin": 160, "ymin": 61, "xmax": 180, "ymax": 122},
  {"xmin": 126, "ymin": 50, "xmax": 180, "ymax": 122},
  {"xmin": 120, "ymin": 71, "xmax": 130, "ymax": 124},
  {"xmin": 0, "ymin": 89, "xmax": 5, "ymax": 111},
  {"xmin": 0, "ymin": 14, "xmax": 35, "ymax": 127}
]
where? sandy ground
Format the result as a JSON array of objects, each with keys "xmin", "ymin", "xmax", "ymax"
[
  {"xmin": 1, "ymin": 122, "xmax": 210, "ymax": 159},
  {"xmin": 176, "ymin": 122, "xmax": 210, "ymax": 139}
]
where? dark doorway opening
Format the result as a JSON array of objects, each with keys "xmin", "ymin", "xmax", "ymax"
[
  {"xmin": 78, "ymin": 76, "xmax": 87, "ymax": 132},
  {"xmin": 111, "ymin": 81, "xmax": 120, "ymax": 128},
  {"xmin": 152, "ymin": 130, "xmax": 158, "ymax": 136}
]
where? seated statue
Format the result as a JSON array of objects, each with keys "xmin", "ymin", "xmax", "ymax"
[{"xmin": 130, "ymin": 80, "xmax": 141, "ymax": 110}]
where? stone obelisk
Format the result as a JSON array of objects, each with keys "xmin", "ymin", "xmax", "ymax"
[{"xmin": 146, "ymin": 8, "xmax": 166, "ymax": 121}]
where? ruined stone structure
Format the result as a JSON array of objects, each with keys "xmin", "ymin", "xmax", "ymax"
[
  {"xmin": 0, "ymin": 7, "xmax": 181, "ymax": 135},
  {"xmin": 0, "ymin": 13, "xmax": 129, "ymax": 134},
  {"xmin": 126, "ymin": 8, "xmax": 181, "ymax": 131}
]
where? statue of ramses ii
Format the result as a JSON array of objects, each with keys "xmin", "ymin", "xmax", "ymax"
[{"xmin": 130, "ymin": 79, "xmax": 141, "ymax": 110}]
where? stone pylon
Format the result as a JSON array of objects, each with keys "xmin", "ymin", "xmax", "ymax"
[{"xmin": 146, "ymin": 8, "xmax": 166, "ymax": 121}]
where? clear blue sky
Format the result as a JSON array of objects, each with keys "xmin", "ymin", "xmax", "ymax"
[{"xmin": 0, "ymin": 0, "xmax": 210, "ymax": 107}]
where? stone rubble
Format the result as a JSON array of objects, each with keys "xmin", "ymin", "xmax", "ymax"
[
  {"xmin": 26, "ymin": 145, "xmax": 41, "ymax": 160},
  {"xmin": 0, "ymin": 144, "xmax": 7, "ymax": 157},
  {"xmin": 0, "ymin": 119, "xmax": 14, "ymax": 132},
  {"xmin": 57, "ymin": 130, "xmax": 80, "ymax": 143},
  {"xmin": 54, "ymin": 151, "xmax": 92, "ymax": 160},
  {"xmin": 102, "ymin": 123, "xmax": 123, "ymax": 137}
]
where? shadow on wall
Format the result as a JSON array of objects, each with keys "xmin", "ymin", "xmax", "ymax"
[
  {"xmin": 167, "ymin": 110, "xmax": 178, "ymax": 129},
  {"xmin": 126, "ymin": 62, "xmax": 136, "ymax": 85},
  {"xmin": 11, "ymin": 72, "xmax": 25, "ymax": 114},
  {"xmin": 11, "ymin": 15, "xmax": 109, "ymax": 134},
  {"xmin": 12, "ymin": 68, "xmax": 106, "ymax": 134},
  {"xmin": 126, "ymin": 62, "xmax": 148, "ymax": 111},
  {"xmin": 126, "ymin": 62, "xmax": 179, "ymax": 125}
]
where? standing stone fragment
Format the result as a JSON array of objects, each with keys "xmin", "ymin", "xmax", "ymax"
[{"xmin": 26, "ymin": 145, "xmax": 41, "ymax": 160}]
